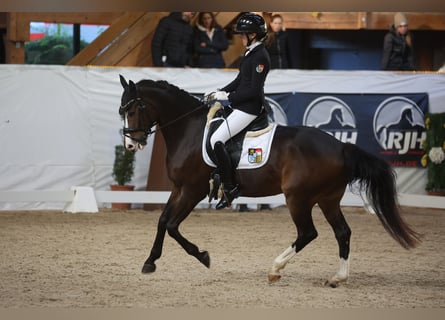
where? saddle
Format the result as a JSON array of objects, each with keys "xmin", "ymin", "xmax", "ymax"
[
  {"xmin": 204, "ymin": 103, "xmax": 270, "ymax": 166},
  {"xmin": 204, "ymin": 102, "xmax": 272, "ymax": 202}
]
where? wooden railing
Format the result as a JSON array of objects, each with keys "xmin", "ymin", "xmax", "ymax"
[{"xmin": 66, "ymin": 12, "xmax": 242, "ymax": 67}]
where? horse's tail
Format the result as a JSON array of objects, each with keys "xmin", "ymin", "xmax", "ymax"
[{"xmin": 343, "ymin": 143, "xmax": 421, "ymax": 249}]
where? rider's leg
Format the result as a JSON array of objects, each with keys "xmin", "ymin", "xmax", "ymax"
[
  {"xmin": 210, "ymin": 109, "xmax": 256, "ymax": 209},
  {"xmin": 213, "ymin": 141, "xmax": 239, "ymax": 209},
  {"xmin": 210, "ymin": 109, "xmax": 257, "ymax": 147}
]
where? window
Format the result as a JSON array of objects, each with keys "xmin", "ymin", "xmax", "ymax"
[{"xmin": 26, "ymin": 22, "xmax": 109, "ymax": 64}]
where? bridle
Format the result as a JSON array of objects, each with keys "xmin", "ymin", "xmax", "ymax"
[
  {"xmin": 119, "ymin": 96, "xmax": 207, "ymax": 145},
  {"xmin": 119, "ymin": 97, "xmax": 157, "ymax": 144}
]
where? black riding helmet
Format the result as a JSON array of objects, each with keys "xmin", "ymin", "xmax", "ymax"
[{"xmin": 234, "ymin": 13, "xmax": 267, "ymax": 44}]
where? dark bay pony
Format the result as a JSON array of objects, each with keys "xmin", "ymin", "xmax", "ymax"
[{"xmin": 118, "ymin": 75, "xmax": 420, "ymax": 287}]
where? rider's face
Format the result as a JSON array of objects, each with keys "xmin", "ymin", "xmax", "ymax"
[{"xmin": 241, "ymin": 33, "xmax": 256, "ymax": 46}]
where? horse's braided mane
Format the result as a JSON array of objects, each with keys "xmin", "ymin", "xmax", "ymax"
[{"xmin": 138, "ymin": 79, "xmax": 201, "ymax": 105}]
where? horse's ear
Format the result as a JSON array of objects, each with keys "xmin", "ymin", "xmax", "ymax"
[
  {"xmin": 129, "ymin": 80, "xmax": 137, "ymax": 94},
  {"xmin": 119, "ymin": 74, "xmax": 128, "ymax": 90}
]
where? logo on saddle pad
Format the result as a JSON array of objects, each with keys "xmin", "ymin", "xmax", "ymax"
[{"xmin": 248, "ymin": 148, "xmax": 263, "ymax": 163}]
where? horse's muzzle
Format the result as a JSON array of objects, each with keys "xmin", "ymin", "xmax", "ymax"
[
  {"xmin": 124, "ymin": 133, "xmax": 147, "ymax": 151},
  {"xmin": 122, "ymin": 127, "xmax": 148, "ymax": 151},
  {"xmin": 124, "ymin": 138, "xmax": 146, "ymax": 151}
]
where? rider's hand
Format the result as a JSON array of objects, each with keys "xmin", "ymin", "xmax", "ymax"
[
  {"xmin": 203, "ymin": 90, "xmax": 216, "ymax": 103},
  {"xmin": 210, "ymin": 91, "xmax": 229, "ymax": 101}
]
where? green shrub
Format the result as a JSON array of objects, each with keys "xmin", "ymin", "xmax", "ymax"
[
  {"xmin": 112, "ymin": 145, "xmax": 135, "ymax": 186},
  {"xmin": 421, "ymin": 112, "xmax": 445, "ymax": 192}
]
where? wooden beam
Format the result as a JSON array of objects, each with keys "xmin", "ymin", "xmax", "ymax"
[
  {"xmin": 5, "ymin": 13, "xmax": 24, "ymax": 63},
  {"xmin": 0, "ymin": 12, "xmax": 6, "ymax": 29},
  {"xmin": 276, "ymin": 12, "xmax": 445, "ymax": 30},
  {"xmin": 11, "ymin": 13, "xmax": 124, "ymax": 26},
  {"xmin": 214, "ymin": 12, "xmax": 240, "ymax": 27},
  {"xmin": 117, "ymin": 32, "xmax": 153, "ymax": 67},
  {"xmin": 67, "ymin": 12, "xmax": 146, "ymax": 66},
  {"xmin": 4, "ymin": 39, "xmax": 24, "ymax": 64},
  {"xmin": 222, "ymin": 32, "xmax": 244, "ymax": 68},
  {"xmin": 90, "ymin": 12, "xmax": 166, "ymax": 66},
  {"xmin": 278, "ymin": 12, "xmax": 363, "ymax": 30},
  {"xmin": 365, "ymin": 12, "xmax": 445, "ymax": 30},
  {"xmin": 6, "ymin": 13, "xmax": 18, "ymax": 40}
]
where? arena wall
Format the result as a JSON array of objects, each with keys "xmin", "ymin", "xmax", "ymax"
[{"xmin": 0, "ymin": 65, "xmax": 444, "ymax": 210}]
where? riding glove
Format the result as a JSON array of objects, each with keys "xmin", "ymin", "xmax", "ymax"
[
  {"xmin": 203, "ymin": 90, "xmax": 215, "ymax": 103},
  {"xmin": 211, "ymin": 91, "xmax": 229, "ymax": 101}
]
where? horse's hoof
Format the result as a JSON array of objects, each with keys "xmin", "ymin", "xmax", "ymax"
[
  {"xmin": 324, "ymin": 278, "xmax": 346, "ymax": 288},
  {"xmin": 268, "ymin": 274, "xmax": 281, "ymax": 283},
  {"xmin": 199, "ymin": 251, "xmax": 210, "ymax": 268},
  {"xmin": 324, "ymin": 280, "xmax": 338, "ymax": 288},
  {"xmin": 141, "ymin": 262, "xmax": 156, "ymax": 274}
]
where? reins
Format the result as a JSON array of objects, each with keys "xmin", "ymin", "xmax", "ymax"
[
  {"xmin": 143, "ymin": 102, "xmax": 207, "ymax": 136},
  {"xmin": 120, "ymin": 96, "xmax": 208, "ymax": 142}
]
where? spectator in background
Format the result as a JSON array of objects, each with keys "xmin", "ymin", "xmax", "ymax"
[
  {"xmin": 265, "ymin": 14, "xmax": 290, "ymax": 69},
  {"xmin": 193, "ymin": 12, "xmax": 228, "ymax": 68},
  {"xmin": 151, "ymin": 12, "xmax": 194, "ymax": 67},
  {"xmin": 381, "ymin": 12, "xmax": 415, "ymax": 71}
]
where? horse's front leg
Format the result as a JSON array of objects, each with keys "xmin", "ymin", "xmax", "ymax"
[
  {"xmin": 141, "ymin": 211, "xmax": 169, "ymax": 273},
  {"xmin": 142, "ymin": 190, "xmax": 209, "ymax": 273},
  {"xmin": 165, "ymin": 195, "xmax": 210, "ymax": 268},
  {"xmin": 167, "ymin": 223, "xmax": 210, "ymax": 268}
]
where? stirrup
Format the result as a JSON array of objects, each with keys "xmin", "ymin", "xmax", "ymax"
[{"xmin": 215, "ymin": 185, "xmax": 240, "ymax": 210}]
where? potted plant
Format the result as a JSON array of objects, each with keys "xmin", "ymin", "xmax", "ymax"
[
  {"xmin": 110, "ymin": 144, "xmax": 136, "ymax": 209},
  {"xmin": 421, "ymin": 112, "xmax": 445, "ymax": 195}
]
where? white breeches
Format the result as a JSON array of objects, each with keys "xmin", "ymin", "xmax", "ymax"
[{"xmin": 210, "ymin": 109, "xmax": 257, "ymax": 148}]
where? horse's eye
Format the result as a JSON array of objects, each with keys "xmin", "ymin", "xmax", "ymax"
[{"xmin": 128, "ymin": 111, "xmax": 136, "ymax": 117}]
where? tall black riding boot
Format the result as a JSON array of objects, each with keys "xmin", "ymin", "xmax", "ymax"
[{"xmin": 214, "ymin": 141, "xmax": 239, "ymax": 210}]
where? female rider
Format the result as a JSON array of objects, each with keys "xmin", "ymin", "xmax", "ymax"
[{"xmin": 206, "ymin": 13, "xmax": 271, "ymax": 209}]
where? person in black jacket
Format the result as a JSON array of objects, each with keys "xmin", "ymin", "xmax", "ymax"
[
  {"xmin": 193, "ymin": 12, "xmax": 228, "ymax": 68},
  {"xmin": 265, "ymin": 14, "xmax": 290, "ymax": 69},
  {"xmin": 381, "ymin": 12, "xmax": 415, "ymax": 71},
  {"xmin": 151, "ymin": 12, "xmax": 194, "ymax": 67},
  {"xmin": 205, "ymin": 13, "xmax": 271, "ymax": 210}
]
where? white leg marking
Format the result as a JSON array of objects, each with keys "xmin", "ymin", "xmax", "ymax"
[
  {"xmin": 269, "ymin": 246, "xmax": 296, "ymax": 277},
  {"xmin": 326, "ymin": 257, "xmax": 349, "ymax": 287}
]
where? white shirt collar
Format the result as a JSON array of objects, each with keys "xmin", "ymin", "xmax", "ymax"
[{"xmin": 245, "ymin": 41, "xmax": 262, "ymax": 56}]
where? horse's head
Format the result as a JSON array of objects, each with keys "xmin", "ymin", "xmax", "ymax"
[{"xmin": 119, "ymin": 75, "xmax": 158, "ymax": 151}]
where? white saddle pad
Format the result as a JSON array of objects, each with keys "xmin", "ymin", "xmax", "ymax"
[{"xmin": 202, "ymin": 122, "xmax": 278, "ymax": 170}]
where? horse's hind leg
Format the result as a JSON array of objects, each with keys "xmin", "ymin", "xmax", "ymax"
[
  {"xmin": 268, "ymin": 201, "xmax": 318, "ymax": 282},
  {"xmin": 318, "ymin": 200, "xmax": 351, "ymax": 288}
]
